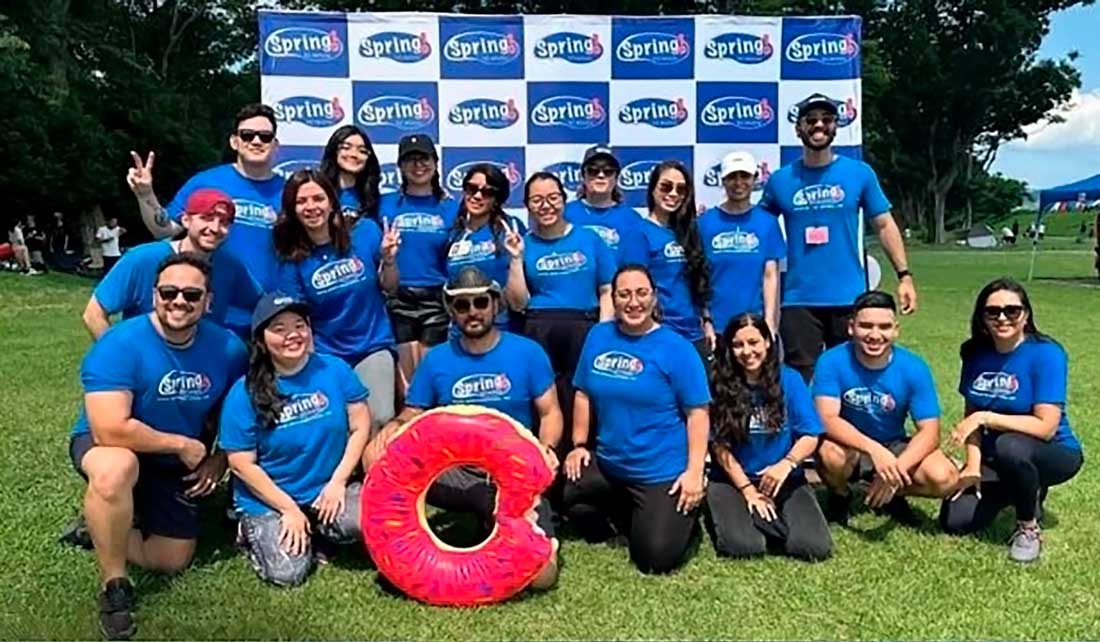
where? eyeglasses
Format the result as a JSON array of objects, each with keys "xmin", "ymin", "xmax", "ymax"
[
  {"xmin": 585, "ymin": 165, "xmax": 617, "ymax": 178},
  {"xmin": 801, "ymin": 116, "xmax": 836, "ymax": 127},
  {"xmin": 157, "ymin": 286, "xmax": 205, "ymax": 303},
  {"xmin": 451, "ymin": 295, "xmax": 492, "ymax": 313},
  {"xmin": 338, "ymin": 143, "xmax": 370, "ymax": 156},
  {"xmin": 656, "ymin": 181, "xmax": 688, "ymax": 196},
  {"xmin": 982, "ymin": 305, "xmax": 1025, "ymax": 321},
  {"xmin": 402, "ymin": 154, "xmax": 433, "ymax": 166},
  {"xmin": 528, "ymin": 193, "xmax": 564, "ymax": 208},
  {"xmin": 463, "ymin": 183, "xmax": 498, "ymax": 199},
  {"xmin": 237, "ymin": 129, "xmax": 276, "ymax": 144}
]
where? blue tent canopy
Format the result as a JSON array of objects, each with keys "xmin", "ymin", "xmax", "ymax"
[{"xmin": 1038, "ymin": 173, "xmax": 1100, "ymax": 215}]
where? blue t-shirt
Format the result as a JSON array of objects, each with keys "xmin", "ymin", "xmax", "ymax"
[
  {"xmin": 813, "ymin": 343, "xmax": 940, "ymax": 445},
  {"xmin": 573, "ymin": 322, "xmax": 711, "ymax": 484},
  {"xmin": 379, "ymin": 192, "xmax": 458, "ymax": 287},
  {"xmin": 446, "ymin": 217, "xmax": 528, "ymax": 329},
  {"xmin": 166, "ymin": 164, "xmax": 284, "ymax": 290},
  {"xmin": 712, "ymin": 366, "xmax": 822, "ymax": 481},
  {"xmin": 407, "ymin": 332, "xmax": 555, "ymax": 430},
  {"xmin": 523, "ymin": 226, "xmax": 615, "ymax": 311},
  {"xmin": 219, "ymin": 353, "xmax": 369, "ymax": 516},
  {"xmin": 959, "ymin": 337, "xmax": 1080, "ymax": 451},
  {"xmin": 759, "ymin": 156, "xmax": 891, "ymax": 307},
  {"xmin": 93, "ymin": 240, "xmax": 261, "ymax": 340},
  {"xmin": 277, "ymin": 221, "xmax": 395, "ymax": 365},
  {"xmin": 72, "ymin": 316, "xmax": 248, "ymax": 468},
  {"xmin": 698, "ymin": 206, "xmax": 786, "ymax": 332},
  {"xmin": 636, "ymin": 218, "xmax": 703, "ymax": 341},
  {"xmin": 564, "ymin": 200, "xmax": 648, "ymax": 267}
]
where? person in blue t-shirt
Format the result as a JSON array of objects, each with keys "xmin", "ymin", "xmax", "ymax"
[
  {"xmin": 814, "ymin": 291, "xmax": 958, "ymax": 527},
  {"xmin": 83, "ymin": 188, "xmax": 261, "ymax": 342},
  {"xmin": 563, "ymin": 145, "xmax": 647, "ymax": 267},
  {"xmin": 274, "ymin": 169, "xmax": 399, "ymax": 432},
  {"xmin": 319, "ymin": 124, "xmax": 382, "ymax": 223},
  {"xmin": 220, "ymin": 293, "xmax": 372, "ymax": 587},
  {"xmin": 941, "ymin": 278, "xmax": 1084, "ymax": 563},
  {"xmin": 445, "ymin": 163, "xmax": 528, "ymax": 332},
  {"xmin": 366, "ymin": 266, "xmax": 562, "ymax": 591},
  {"xmin": 128, "ymin": 103, "xmax": 285, "ymax": 291},
  {"xmin": 707, "ymin": 313, "xmax": 831, "ymax": 561},
  {"xmin": 698, "ymin": 151, "xmax": 785, "ymax": 336},
  {"xmin": 760, "ymin": 94, "xmax": 917, "ymax": 382},
  {"xmin": 513, "ymin": 171, "xmax": 615, "ymax": 456},
  {"xmin": 379, "ymin": 134, "xmax": 459, "ymax": 386},
  {"xmin": 563, "ymin": 264, "xmax": 710, "ymax": 574},
  {"xmin": 636, "ymin": 161, "xmax": 715, "ymax": 370},
  {"xmin": 66, "ymin": 253, "xmax": 247, "ymax": 640}
]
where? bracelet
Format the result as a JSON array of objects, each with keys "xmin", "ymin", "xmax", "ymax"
[
  {"xmin": 783, "ymin": 455, "xmax": 800, "ymax": 469},
  {"xmin": 572, "ymin": 441, "xmax": 588, "ymax": 450},
  {"xmin": 736, "ymin": 481, "xmax": 752, "ymax": 491}
]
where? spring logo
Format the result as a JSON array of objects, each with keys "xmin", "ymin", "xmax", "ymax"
[
  {"xmin": 615, "ymin": 31, "xmax": 690, "ymax": 65},
  {"xmin": 972, "ymin": 372, "xmax": 1020, "ymax": 398},
  {"xmin": 663, "ymin": 241, "xmax": 685, "ymax": 261},
  {"xmin": 357, "ymin": 95, "xmax": 435, "ymax": 131},
  {"xmin": 618, "ymin": 160, "xmax": 661, "ymax": 192},
  {"xmin": 452, "ymin": 373, "xmax": 513, "ymax": 400},
  {"xmin": 704, "ymin": 32, "xmax": 774, "ymax": 64},
  {"xmin": 264, "ymin": 27, "xmax": 344, "ymax": 62},
  {"xmin": 542, "ymin": 161, "xmax": 584, "ymax": 192},
  {"xmin": 842, "ymin": 387, "xmax": 897, "ymax": 414},
  {"xmin": 274, "ymin": 158, "xmax": 319, "ymax": 178},
  {"xmin": 702, "ymin": 160, "xmax": 771, "ymax": 188},
  {"xmin": 157, "ymin": 370, "xmax": 212, "ymax": 399},
  {"xmin": 443, "ymin": 30, "xmax": 520, "ymax": 65},
  {"xmin": 792, "ymin": 184, "xmax": 846, "ymax": 207},
  {"xmin": 618, "ymin": 98, "xmax": 688, "ymax": 129},
  {"xmin": 392, "ymin": 212, "xmax": 446, "ymax": 233},
  {"xmin": 379, "ymin": 162, "xmax": 400, "ymax": 193},
  {"xmin": 530, "ymin": 96, "xmax": 606, "ymax": 130},
  {"xmin": 593, "ymin": 351, "xmax": 645, "ymax": 379},
  {"xmin": 535, "ymin": 251, "xmax": 588, "ymax": 274},
  {"xmin": 276, "ymin": 392, "xmax": 331, "ymax": 427},
  {"xmin": 274, "ymin": 96, "xmax": 345, "ymax": 128},
  {"xmin": 712, "ymin": 230, "xmax": 760, "ymax": 253},
  {"xmin": 234, "ymin": 200, "xmax": 278, "ymax": 228},
  {"xmin": 785, "ymin": 32, "xmax": 859, "ymax": 66},
  {"xmin": 534, "ymin": 32, "xmax": 603, "ymax": 63},
  {"xmin": 700, "ymin": 96, "xmax": 775, "ymax": 130},
  {"xmin": 448, "ymin": 98, "xmax": 520, "ymax": 129},
  {"xmin": 445, "ymin": 161, "xmax": 522, "ymax": 194},
  {"xmin": 359, "ymin": 31, "xmax": 432, "ymax": 63},
  {"xmin": 311, "ymin": 257, "xmax": 365, "ymax": 291},
  {"xmin": 584, "ymin": 225, "xmax": 621, "ymax": 248}
]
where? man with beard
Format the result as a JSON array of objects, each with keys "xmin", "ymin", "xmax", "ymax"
[
  {"xmin": 364, "ymin": 266, "xmax": 563, "ymax": 590},
  {"xmin": 82, "ymin": 189, "xmax": 261, "ymax": 341},
  {"xmin": 66, "ymin": 253, "xmax": 248, "ymax": 639},
  {"xmin": 760, "ymin": 94, "xmax": 917, "ymax": 382}
]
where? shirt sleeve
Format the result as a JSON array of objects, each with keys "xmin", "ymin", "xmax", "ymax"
[
  {"xmin": 758, "ymin": 177, "xmax": 780, "ymax": 215},
  {"xmin": 80, "ymin": 332, "xmax": 139, "ymax": 393},
  {"xmin": 860, "ymin": 164, "xmax": 892, "ymax": 219},
  {"xmin": 333, "ymin": 358, "xmax": 370, "ymax": 403},
  {"xmin": 217, "ymin": 381, "xmax": 260, "ymax": 452},
  {"xmin": 668, "ymin": 336, "xmax": 712, "ymax": 408},
  {"xmin": 908, "ymin": 356, "xmax": 941, "ymax": 422},
  {"xmin": 1032, "ymin": 342, "xmax": 1068, "ymax": 405},
  {"xmin": 526, "ymin": 340, "xmax": 556, "ymax": 399},
  {"xmin": 404, "ymin": 352, "xmax": 437, "ymax": 409},
  {"xmin": 595, "ymin": 232, "xmax": 616, "ymax": 286},
  {"xmin": 811, "ymin": 350, "xmax": 841, "ymax": 399},
  {"xmin": 785, "ymin": 369, "xmax": 824, "ymax": 437},
  {"xmin": 92, "ymin": 251, "xmax": 141, "ymax": 315}
]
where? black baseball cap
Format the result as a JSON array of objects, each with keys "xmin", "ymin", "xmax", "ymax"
[
  {"xmin": 251, "ymin": 292, "xmax": 310, "ymax": 337},
  {"xmin": 397, "ymin": 134, "xmax": 438, "ymax": 161},
  {"xmin": 443, "ymin": 266, "xmax": 501, "ymax": 300},
  {"xmin": 581, "ymin": 144, "xmax": 619, "ymax": 170},
  {"xmin": 797, "ymin": 94, "xmax": 839, "ymax": 119}
]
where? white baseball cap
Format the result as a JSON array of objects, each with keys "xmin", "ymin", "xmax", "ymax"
[{"xmin": 720, "ymin": 151, "xmax": 758, "ymax": 178}]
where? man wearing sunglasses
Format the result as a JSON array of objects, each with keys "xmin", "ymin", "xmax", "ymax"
[
  {"xmin": 127, "ymin": 103, "xmax": 284, "ymax": 294},
  {"xmin": 760, "ymin": 94, "xmax": 917, "ymax": 383},
  {"xmin": 365, "ymin": 266, "xmax": 562, "ymax": 590},
  {"xmin": 66, "ymin": 253, "xmax": 248, "ymax": 640},
  {"xmin": 82, "ymin": 188, "xmax": 261, "ymax": 341}
]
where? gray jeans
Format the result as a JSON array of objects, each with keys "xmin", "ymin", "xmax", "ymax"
[
  {"xmin": 239, "ymin": 481, "xmax": 364, "ymax": 587},
  {"xmin": 353, "ymin": 349, "xmax": 396, "ymax": 434}
]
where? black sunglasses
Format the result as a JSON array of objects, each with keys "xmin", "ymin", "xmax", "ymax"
[
  {"xmin": 237, "ymin": 129, "xmax": 276, "ymax": 144},
  {"xmin": 463, "ymin": 183, "xmax": 498, "ymax": 199},
  {"xmin": 801, "ymin": 116, "xmax": 836, "ymax": 127},
  {"xmin": 584, "ymin": 164, "xmax": 617, "ymax": 178},
  {"xmin": 656, "ymin": 181, "xmax": 688, "ymax": 196},
  {"xmin": 157, "ymin": 286, "xmax": 205, "ymax": 303},
  {"xmin": 982, "ymin": 305, "xmax": 1025, "ymax": 321},
  {"xmin": 451, "ymin": 295, "xmax": 492, "ymax": 313}
]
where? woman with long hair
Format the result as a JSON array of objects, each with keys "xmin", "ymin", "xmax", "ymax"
[
  {"xmin": 707, "ymin": 313, "xmax": 831, "ymax": 561},
  {"xmin": 563, "ymin": 145, "xmax": 646, "ymax": 266},
  {"xmin": 319, "ymin": 124, "xmax": 382, "ymax": 222},
  {"xmin": 274, "ymin": 169, "xmax": 399, "ymax": 431},
  {"xmin": 562, "ymin": 264, "xmax": 709, "ymax": 574},
  {"xmin": 636, "ymin": 161, "xmax": 714, "ymax": 367},
  {"xmin": 941, "ymin": 278, "xmax": 1084, "ymax": 563},
  {"xmin": 378, "ymin": 134, "xmax": 457, "ymax": 386},
  {"xmin": 220, "ymin": 293, "xmax": 371, "ymax": 586},
  {"xmin": 445, "ymin": 163, "xmax": 527, "ymax": 330}
]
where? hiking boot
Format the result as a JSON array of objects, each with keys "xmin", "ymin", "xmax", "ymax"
[
  {"xmin": 98, "ymin": 577, "xmax": 136, "ymax": 640},
  {"xmin": 1009, "ymin": 523, "xmax": 1042, "ymax": 563},
  {"xmin": 879, "ymin": 496, "xmax": 921, "ymax": 527},
  {"xmin": 824, "ymin": 492, "xmax": 850, "ymax": 525},
  {"xmin": 59, "ymin": 515, "xmax": 93, "ymax": 550}
]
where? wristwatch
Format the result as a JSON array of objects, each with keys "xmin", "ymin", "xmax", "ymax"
[{"xmin": 896, "ymin": 268, "xmax": 913, "ymax": 279}]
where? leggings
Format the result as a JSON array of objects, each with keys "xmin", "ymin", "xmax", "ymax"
[
  {"xmin": 562, "ymin": 460, "xmax": 697, "ymax": 574},
  {"xmin": 705, "ymin": 477, "xmax": 831, "ymax": 561},
  {"xmin": 523, "ymin": 309, "xmax": 596, "ymax": 457},
  {"xmin": 353, "ymin": 349, "xmax": 396, "ymax": 434},
  {"xmin": 940, "ymin": 432, "xmax": 1083, "ymax": 533}
]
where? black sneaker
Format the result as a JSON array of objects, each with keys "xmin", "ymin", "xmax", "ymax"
[
  {"xmin": 824, "ymin": 492, "xmax": 850, "ymax": 525},
  {"xmin": 59, "ymin": 515, "xmax": 93, "ymax": 550},
  {"xmin": 880, "ymin": 496, "xmax": 921, "ymax": 527},
  {"xmin": 98, "ymin": 577, "xmax": 136, "ymax": 640}
]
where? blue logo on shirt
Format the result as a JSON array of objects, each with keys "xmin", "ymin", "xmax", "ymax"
[
  {"xmin": 530, "ymin": 95, "xmax": 606, "ymax": 130},
  {"xmin": 451, "ymin": 373, "xmax": 512, "ymax": 400},
  {"xmin": 593, "ymin": 351, "xmax": 644, "ymax": 379},
  {"xmin": 971, "ymin": 372, "xmax": 1020, "ymax": 398},
  {"xmin": 234, "ymin": 200, "xmax": 278, "ymax": 228},
  {"xmin": 447, "ymin": 239, "xmax": 497, "ymax": 262},
  {"xmin": 584, "ymin": 225, "xmax": 621, "ymax": 248},
  {"xmin": 787, "ymin": 95, "xmax": 859, "ymax": 127},
  {"xmin": 379, "ymin": 162, "xmax": 400, "ymax": 192},
  {"xmin": 534, "ymin": 32, "xmax": 604, "ymax": 63},
  {"xmin": 704, "ymin": 32, "xmax": 774, "ymax": 64},
  {"xmin": 157, "ymin": 370, "xmax": 212, "ymax": 399},
  {"xmin": 618, "ymin": 98, "xmax": 689, "ymax": 128},
  {"xmin": 785, "ymin": 32, "xmax": 859, "ymax": 66},
  {"xmin": 274, "ymin": 96, "xmax": 345, "ymax": 128},
  {"xmin": 276, "ymin": 391, "xmax": 331, "ymax": 427},
  {"xmin": 792, "ymin": 184, "xmax": 846, "ymax": 207},
  {"xmin": 615, "ymin": 31, "xmax": 690, "ymax": 65},
  {"xmin": 448, "ymin": 98, "xmax": 520, "ymax": 129},
  {"xmin": 392, "ymin": 212, "xmax": 445, "ymax": 232},
  {"xmin": 700, "ymin": 96, "xmax": 775, "ymax": 130},
  {"xmin": 264, "ymin": 27, "xmax": 344, "ymax": 62},
  {"xmin": 842, "ymin": 387, "xmax": 897, "ymax": 414},
  {"xmin": 542, "ymin": 161, "xmax": 584, "ymax": 193},
  {"xmin": 663, "ymin": 241, "xmax": 685, "ymax": 261},
  {"xmin": 358, "ymin": 31, "xmax": 432, "ymax": 63},
  {"xmin": 712, "ymin": 230, "xmax": 760, "ymax": 253},
  {"xmin": 535, "ymin": 251, "xmax": 588, "ymax": 274},
  {"xmin": 443, "ymin": 30, "xmax": 520, "ymax": 65},
  {"xmin": 311, "ymin": 257, "xmax": 366, "ymax": 291},
  {"xmin": 357, "ymin": 95, "xmax": 435, "ymax": 131},
  {"xmin": 618, "ymin": 159, "xmax": 661, "ymax": 192}
]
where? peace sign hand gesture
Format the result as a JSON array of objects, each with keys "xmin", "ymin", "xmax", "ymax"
[
  {"xmin": 381, "ymin": 217, "xmax": 401, "ymax": 264},
  {"xmin": 126, "ymin": 151, "xmax": 156, "ymax": 197},
  {"xmin": 503, "ymin": 218, "xmax": 524, "ymax": 260}
]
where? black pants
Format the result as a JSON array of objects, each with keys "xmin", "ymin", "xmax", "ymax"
[
  {"xmin": 102, "ymin": 255, "xmax": 119, "ymax": 274},
  {"xmin": 562, "ymin": 461, "xmax": 697, "ymax": 574},
  {"xmin": 523, "ymin": 309, "xmax": 596, "ymax": 455},
  {"xmin": 426, "ymin": 467, "xmax": 556, "ymax": 537},
  {"xmin": 780, "ymin": 305, "xmax": 853, "ymax": 382},
  {"xmin": 692, "ymin": 337, "xmax": 715, "ymax": 380},
  {"xmin": 705, "ymin": 477, "xmax": 832, "ymax": 561},
  {"xmin": 940, "ymin": 432, "xmax": 1083, "ymax": 533}
]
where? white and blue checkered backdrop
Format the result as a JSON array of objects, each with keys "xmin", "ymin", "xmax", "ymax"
[{"xmin": 259, "ymin": 10, "xmax": 862, "ymax": 218}]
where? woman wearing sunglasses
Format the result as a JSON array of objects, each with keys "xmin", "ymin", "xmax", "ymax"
[
  {"xmin": 274, "ymin": 169, "xmax": 400, "ymax": 431},
  {"xmin": 941, "ymin": 278, "xmax": 1083, "ymax": 563},
  {"xmin": 707, "ymin": 313, "xmax": 831, "ymax": 561},
  {"xmin": 220, "ymin": 293, "xmax": 371, "ymax": 586},
  {"xmin": 446, "ymin": 163, "xmax": 527, "ymax": 331},
  {"xmin": 320, "ymin": 124, "xmax": 382, "ymax": 222},
  {"xmin": 636, "ymin": 161, "xmax": 714, "ymax": 367},
  {"xmin": 564, "ymin": 145, "xmax": 646, "ymax": 267},
  {"xmin": 563, "ymin": 265, "xmax": 710, "ymax": 574}
]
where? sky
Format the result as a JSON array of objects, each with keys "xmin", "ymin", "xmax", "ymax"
[{"xmin": 990, "ymin": 3, "xmax": 1100, "ymax": 190}]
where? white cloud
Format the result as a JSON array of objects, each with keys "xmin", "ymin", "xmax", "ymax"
[{"xmin": 1008, "ymin": 89, "xmax": 1100, "ymax": 150}]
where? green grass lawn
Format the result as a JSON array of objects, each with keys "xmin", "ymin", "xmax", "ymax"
[{"xmin": 2, "ymin": 247, "xmax": 1099, "ymax": 640}]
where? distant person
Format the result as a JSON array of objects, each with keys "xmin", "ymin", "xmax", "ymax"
[
  {"xmin": 95, "ymin": 218, "xmax": 126, "ymax": 273},
  {"xmin": 1076, "ymin": 221, "xmax": 1087, "ymax": 243},
  {"xmin": 1011, "ymin": 220, "xmax": 1020, "ymax": 239},
  {"xmin": 1001, "ymin": 225, "xmax": 1016, "ymax": 246},
  {"xmin": 25, "ymin": 216, "xmax": 48, "ymax": 270},
  {"xmin": 7, "ymin": 220, "xmax": 41, "ymax": 275}
]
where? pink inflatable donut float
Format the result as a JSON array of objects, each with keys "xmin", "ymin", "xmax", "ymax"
[{"xmin": 362, "ymin": 405, "xmax": 558, "ymax": 606}]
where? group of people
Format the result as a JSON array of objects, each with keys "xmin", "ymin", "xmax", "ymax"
[{"xmin": 61, "ymin": 96, "xmax": 1083, "ymax": 640}]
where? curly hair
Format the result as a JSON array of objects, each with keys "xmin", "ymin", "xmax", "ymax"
[
  {"xmin": 710, "ymin": 313, "xmax": 785, "ymax": 446},
  {"xmin": 245, "ymin": 337, "xmax": 286, "ymax": 429},
  {"xmin": 645, "ymin": 160, "xmax": 711, "ymax": 310}
]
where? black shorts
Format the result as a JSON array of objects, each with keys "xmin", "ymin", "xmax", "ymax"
[
  {"xmin": 850, "ymin": 438, "xmax": 911, "ymax": 483},
  {"xmin": 386, "ymin": 286, "xmax": 449, "ymax": 346},
  {"xmin": 69, "ymin": 433, "xmax": 200, "ymax": 540},
  {"xmin": 779, "ymin": 305, "xmax": 854, "ymax": 382}
]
